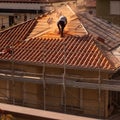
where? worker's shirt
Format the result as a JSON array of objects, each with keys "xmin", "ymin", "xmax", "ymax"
[{"xmin": 58, "ymin": 16, "xmax": 67, "ymax": 25}]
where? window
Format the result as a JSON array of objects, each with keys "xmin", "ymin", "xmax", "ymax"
[{"xmin": 110, "ymin": 1, "xmax": 120, "ymax": 15}]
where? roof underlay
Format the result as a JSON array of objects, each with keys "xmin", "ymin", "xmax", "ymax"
[
  {"xmin": 27, "ymin": 4, "xmax": 87, "ymax": 39},
  {"xmin": 0, "ymin": 4, "xmax": 118, "ymax": 71}
]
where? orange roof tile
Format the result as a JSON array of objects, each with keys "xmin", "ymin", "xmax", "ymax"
[
  {"xmin": 0, "ymin": 4, "xmax": 115, "ymax": 71},
  {"xmin": 79, "ymin": 13, "xmax": 120, "ymax": 50},
  {"xmin": 0, "ymin": 19, "xmax": 36, "ymax": 51},
  {"xmin": 27, "ymin": 4, "xmax": 87, "ymax": 39},
  {"xmin": 0, "ymin": 35, "xmax": 115, "ymax": 71}
]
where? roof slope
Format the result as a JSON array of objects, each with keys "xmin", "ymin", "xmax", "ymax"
[
  {"xmin": 0, "ymin": 35, "xmax": 115, "ymax": 71},
  {"xmin": 0, "ymin": 4, "xmax": 116, "ymax": 71},
  {"xmin": 0, "ymin": 19, "xmax": 37, "ymax": 50},
  {"xmin": 78, "ymin": 13, "xmax": 120, "ymax": 50},
  {"xmin": 76, "ymin": 13, "xmax": 120, "ymax": 68},
  {"xmin": 27, "ymin": 5, "xmax": 87, "ymax": 39}
]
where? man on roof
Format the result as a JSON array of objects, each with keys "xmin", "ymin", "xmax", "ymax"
[{"xmin": 57, "ymin": 16, "xmax": 67, "ymax": 37}]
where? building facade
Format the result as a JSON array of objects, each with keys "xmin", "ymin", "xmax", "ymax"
[
  {"xmin": 96, "ymin": 0, "xmax": 120, "ymax": 26},
  {"xmin": 0, "ymin": 0, "xmax": 54, "ymax": 29},
  {"xmin": 0, "ymin": 60, "xmax": 114, "ymax": 118},
  {"xmin": 0, "ymin": 0, "xmax": 76, "ymax": 30}
]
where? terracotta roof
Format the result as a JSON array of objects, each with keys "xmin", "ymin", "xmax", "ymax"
[
  {"xmin": 27, "ymin": 5, "xmax": 87, "ymax": 39},
  {"xmin": 0, "ymin": 19, "xmax": 37, "ymax": 51},
  {"xmin": 0, "ymin": 4, "xmax": 116, "ymax": 71},
  {"xmin": 0, "ymin": 35, "xmax": 115, "ymax": 71},
  {"xmin": 69, "ymin": 4, "xmax": 120, "ymax": 68},
  {"xmin": 0, "ymin": 0, "xmax": 75, "ymax": 3},
  {"xmin": 78, "ymin": 13, "xmax": 120, "ymax": 50}
]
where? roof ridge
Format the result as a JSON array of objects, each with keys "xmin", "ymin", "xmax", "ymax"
[{"xmin": 93, "ymin": 37, "xmax": 116, "ymax": 70}]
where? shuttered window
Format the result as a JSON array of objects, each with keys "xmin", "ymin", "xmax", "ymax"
[{"xmin": 110, "ymin": 1, "xmax": 120, "ymax": 15}]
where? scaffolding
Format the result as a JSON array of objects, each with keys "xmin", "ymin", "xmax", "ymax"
[
  {"xmin": 0, "ymin": 38, "xmax": 120, "ymax": 119},
  {"xmin": 0, "ymin": 67, "xmax": 120, "ymax": 118},
  {"xmin": 0, "ymin": 1, "xmax": 120, "ymax": 119}
]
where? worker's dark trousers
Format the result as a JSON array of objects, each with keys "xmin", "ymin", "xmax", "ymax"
[{"xmin": 57, "ymin": 21, "xmax": 65, "ymax": 37}]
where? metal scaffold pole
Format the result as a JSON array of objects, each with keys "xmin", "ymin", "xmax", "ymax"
[
  {"xmin": 98, "ymin": 45, "xmax": 102, "ymax": 119},
  {"xmin": 63, "ymin": 40, "xmax": 66, "ymax": 113},
  {"xmin": 98, "ymin": 66, "xmax": 101, "ymax": 118},
  {"xmin": 43, "ymin": 40, "xmax": 46, "ymax": 110},
  {"xmin": 23, "ymin": 81, "xmax": 25, "ymax": 106},
  {"xmin": 11, "ymin": 39, "xmax": 15, "ymax": 104}
]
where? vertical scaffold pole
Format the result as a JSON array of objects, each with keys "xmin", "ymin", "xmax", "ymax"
[
  {"xmin": 6, "ymin": 79, "xmax": 10, "ymax": 99},
  {"xmin": 98, "ymin": 45, "xmax": 102, "ymax": 119},
  {"xmin": 43, "ymin": 40, "xmax": 46, "ymax": 110},
  {"xmin": 11, "ymin": 38, "xmax": 15, "ymax": 104},
  {"xmin": 23, "ymin": 81, "xmax": 25, "ymax": 106},
  {"xmin": 63, "ymin": 39, "xmax": 66, "ymax": 112}
]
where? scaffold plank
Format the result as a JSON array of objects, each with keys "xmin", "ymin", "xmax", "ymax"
[{"xmin": 0, "ymin": 103, "xmax": 96, "ymax": 120}]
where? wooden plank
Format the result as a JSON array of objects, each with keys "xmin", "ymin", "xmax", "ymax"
[
  {"xmin": 0, "ymin": 73, "xmax": 120, "ymax": 91},
  {"xmin": 0, "ymin": 103, "xmax": 96, "ymax": 120}
]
